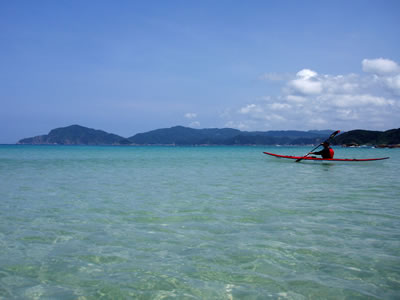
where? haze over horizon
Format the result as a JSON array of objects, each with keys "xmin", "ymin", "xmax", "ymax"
[{"xmin": 1, "ymin": 0, "xmax": 399, "ymax": 143}]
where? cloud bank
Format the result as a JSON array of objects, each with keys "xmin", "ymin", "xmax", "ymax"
[{"xmin": 224, "ymin": 58, "xmax": 400, "ymax": 131}]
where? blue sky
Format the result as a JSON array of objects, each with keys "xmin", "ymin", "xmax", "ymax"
[{"xmin": 1, "ymin": 0, "xmax": 399, "ymax": 143}]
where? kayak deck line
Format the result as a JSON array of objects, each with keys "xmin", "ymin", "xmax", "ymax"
[{"xmin": 263, "ymin": 152, "xmax": 390, "ymax": 162}]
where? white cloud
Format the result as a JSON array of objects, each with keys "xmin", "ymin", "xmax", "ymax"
[
  {"xmin": 185, "ymin": 113, "xmax": 200, "ymax": 128},
  {"xmin": 189, "ymin": 121, "xmax": 200, "ymax": 127},
  {"xmin": 224, "ymin": 121, "xmax": 250, "ymax": 130},
  {"xmin": 362, "ymin": 58, "xmax": 400, "ymax": 75},
  {"xmin": 264, "ymin": 113, "xmax": 286, "ymax": 121},
  {"xmin": 309, "ymin": 117, "xmax": 328, "ymax": 125},
  {"xmin": 322, "ymin": 74, "xmax": 359, "ymax": 94},
  {"xmin": 297, "ymin": 69, "xmax": 318, "ymax": 79},
  {"xmin": 239, "ymin": 104, "xmax": 263, "ymax": 114},
  {"xmin": 385, "ymin": 74, "xmax": 400, "ymax": 94},
  {"xmin": 288, "ymin": 69, "xmax": 323, "ymax": 95},
  {"xmin": 335, "ymin": 109, "xmax": 359, "ymax": 121},
  {"xmin": 269, "ymin": 102, "xmax": 291, "ymax": 110},
  {"xmin": 184, "ymin": 113, "xmax": 197, "ymax": 119},
  {"xmin": 222, "ymin": 58, "xmax": 400, "ymax": 131},
  {"xmin": 286, "ymin": 95, "xmax": 307, "ymax": 103},
  {"xmin": 328, "ymin": 94, "xmax": 394, "ymax": 108}
]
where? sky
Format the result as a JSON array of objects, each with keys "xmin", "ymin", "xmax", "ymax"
[{"xmin": 1, "ymin": 0, "xmax": 399, "ymax": 143}]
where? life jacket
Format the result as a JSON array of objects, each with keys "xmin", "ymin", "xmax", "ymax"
[
  {"xmin": 327, "ymin": 148, "xmax": 334, "ymax": 159},
  {"xmin": 319, "ymin": 147, "xmax": 334, "ymax": 159}
]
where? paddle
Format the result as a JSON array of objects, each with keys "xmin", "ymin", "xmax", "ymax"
[{"xmin": 295, "ymin": 130, "xmax": 340, "ymax": 162}]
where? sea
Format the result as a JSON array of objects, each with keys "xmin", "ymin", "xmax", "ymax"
[{"xmin": 0, "ymin": 145, "xmax": 399, "ymax": 299}]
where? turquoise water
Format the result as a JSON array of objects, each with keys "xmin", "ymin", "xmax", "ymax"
[{"xmin": 0, "ymin": 145, "xmax": 399, "ymax": 299}]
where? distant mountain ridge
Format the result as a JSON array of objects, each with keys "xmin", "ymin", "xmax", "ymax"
[
  {"xmin": 17, "ymin": 125, "xmax": 400, "ymax": 146},
  {"xmin": 128, "ymin": 126, "xmax": 242, "ymax": 145}
]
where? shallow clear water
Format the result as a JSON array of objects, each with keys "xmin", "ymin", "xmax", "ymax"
[{"xmin": 0, "ymin": 145, "xmax": 399, "ymax": 299}]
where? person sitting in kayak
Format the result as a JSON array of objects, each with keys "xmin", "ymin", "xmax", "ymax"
[{"xmin": 310, "ymin": 142, "xmax": 334, "ymax": 159}]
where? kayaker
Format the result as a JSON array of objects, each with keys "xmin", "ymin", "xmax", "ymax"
[{"xmin": 310, "ymin": 142, "xmax": 334, "ymax": 159}]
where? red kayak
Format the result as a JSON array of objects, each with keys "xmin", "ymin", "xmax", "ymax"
[{"xmin": 263, "ymin": 152, "xmax": 390, "ymax": 162}]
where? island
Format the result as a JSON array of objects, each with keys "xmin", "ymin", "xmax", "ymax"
[
  {"xmin": 18, "ymin": 125, "xmax": 131, "ymax": 145},
  {"xmin": 333, "ymin": 129, "xmax": 400, "ymax": 148}
]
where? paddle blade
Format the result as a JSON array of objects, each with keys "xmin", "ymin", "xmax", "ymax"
[{"xmin": 329, "ymin": 130, "xmax": 340, "ymax": 139}]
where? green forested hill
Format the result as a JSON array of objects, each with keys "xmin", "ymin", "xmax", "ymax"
[
  {"xmin": 333, "ymin": 129, "xmax": 400, "ymax": 146},
  {"xmin": 18, "ymin": 125, "xmax": 131, "ymax": 145},
  {"xmin": 128, "ymin": 126, "xmax": 242, "ymax": 145}
]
